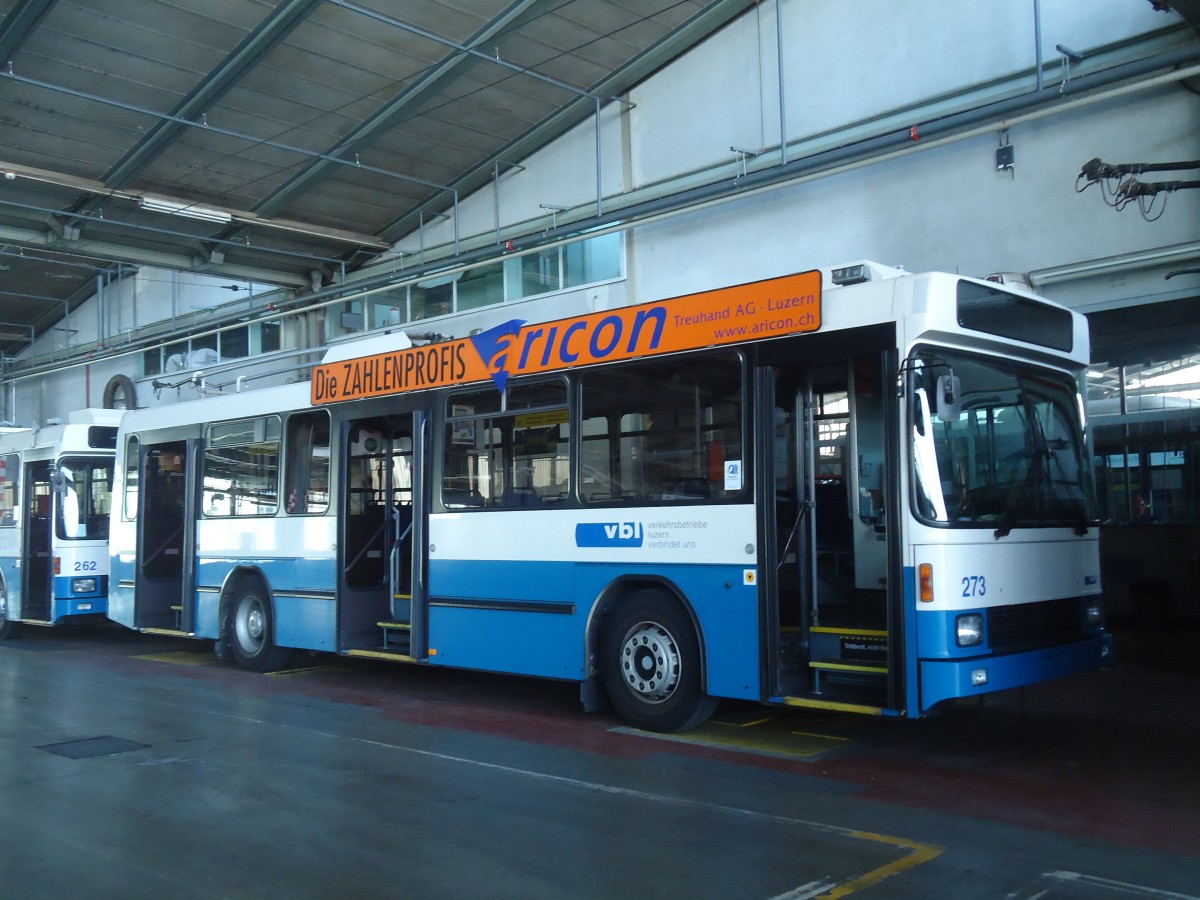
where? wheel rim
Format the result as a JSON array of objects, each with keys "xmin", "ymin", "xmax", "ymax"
[
  {"xmin": 617, "ymin": 620, "xmax": 681, "ymax": 704},
  {"xmin": 234, "ymin": 596, "xmax": 266, "ymax": 656}
]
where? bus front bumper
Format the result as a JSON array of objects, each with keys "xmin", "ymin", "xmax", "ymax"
[{"xmin": 919, "ymin": 633, "xmax": 1114, "ymax": 713}]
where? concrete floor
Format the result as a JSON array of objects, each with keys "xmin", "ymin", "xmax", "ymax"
[{"xmin": 0, "ymin": 621, "xmax": 1197, "ymax": 899}]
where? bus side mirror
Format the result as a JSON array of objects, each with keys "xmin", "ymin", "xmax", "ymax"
[{"xmin": 936, "ymin": 374, "xmax": 962, "ymax": 422}]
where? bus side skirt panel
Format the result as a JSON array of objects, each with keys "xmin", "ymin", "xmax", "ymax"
[{"xmin": 426, "ymin": 558, "xmax": 761, "ymax": 699}]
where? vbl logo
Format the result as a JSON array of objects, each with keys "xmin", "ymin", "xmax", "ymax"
[{"xmin": 575, "ymin": 522, "xmax": 644, "ymax": 548}]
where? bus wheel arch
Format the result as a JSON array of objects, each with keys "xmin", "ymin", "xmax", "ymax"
[
  {"xmin": 595, "ymin": 580, "xmax": 717, "ymax": 733},
  {"xmin": 223, "ymin": 569, "xmax": 291, "ymax": 672}
]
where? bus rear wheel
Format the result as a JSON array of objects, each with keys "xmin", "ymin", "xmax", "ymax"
[
  {"xmin": 601, "ymin": 590, "xmax": 717, "ymax": 733},
  {"xmin": 228, "ymin": 585, "xmax": 291, "ymax": 672}
]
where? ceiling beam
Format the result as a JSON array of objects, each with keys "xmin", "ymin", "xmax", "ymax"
[
  {"xmin": 250, "ymin": 0, "xmax": 552, "ymax": 221},
  {"xmin": 377, "ymin": 0, "xmax": 758, "ymax": 243},
  {"xmin": 97, "ymin": 0, "xmax": 325, "ymax": 192},
  {"xmin": 0, "ymin": 0, "xmax": 56, "ymax": 64}
]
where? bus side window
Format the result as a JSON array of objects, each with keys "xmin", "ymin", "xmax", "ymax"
[
  {"xmin": 443, "ymin": 382, "xmax": 568, "ymax": 509},
  {"xmin": 285, "ymin": 411, "xmax": 331, "ymax": 515},
  {"xmin": 123, "ymin": 436, "xmax": 139, "ymax": 520},
  {"xmin": 580, "ymin": 352, "xmax": 744, "ymax": 504},
  {"xmin": 0, "ymin": 453, "xmax": 18, "ymax": 525}
]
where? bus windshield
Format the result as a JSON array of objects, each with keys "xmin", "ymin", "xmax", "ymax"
[
  {"xmin": 55, "ymin": 456, "xmax": 115, "ymax": 541},
  {"xmin": 909, "ymin": 349, "xmax": 1096, "ymax": 532}
]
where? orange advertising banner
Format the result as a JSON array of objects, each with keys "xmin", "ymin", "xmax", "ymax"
[{"xmin": 311, "ymin": 269, "xmax": 821, "ymax": 405}]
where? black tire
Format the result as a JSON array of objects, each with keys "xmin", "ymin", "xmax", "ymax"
[
  {"xmin": 227, "ymin": 584, "xmax": 291, "ymax": 672},
  {"xmin": 601, "ymin": 589, "xmax": 717, "ymax": 733},
  {"xmin": 102, "ymin": 373, "xmax": 137, "ymax": 410},
  {"xmin": 0, "ymin": 584, "xmax": 19, "ymax": 640}
]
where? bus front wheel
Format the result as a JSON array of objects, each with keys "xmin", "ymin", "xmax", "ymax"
[
  {"xmin": 601, "ymin": 590, "xmax": 717, "ymax": 733},
  {"xmin": 228, "ymin": 585, "xmax": 291, "ymax": 672}
]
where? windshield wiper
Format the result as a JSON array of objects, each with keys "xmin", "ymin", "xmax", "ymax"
[
  {"xmin": 994, "ymin": 393, "xmax": 1047, "ymax": 539},
  {"xmin": 993, "ymin": 390, "xmax": 1092, "ymax": 538}
]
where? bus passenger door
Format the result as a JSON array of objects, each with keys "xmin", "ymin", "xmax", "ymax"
[
  {"xmin": 135, "ymin": 440, "xmax": 197, "ymax": 632},
  {"xmin": 771, "ymin": 354, "xmax": 897, "ymax": 712},
  {"xmin": 21, "ymin": 462, "xmax": 53, "ymax": 622},
  {"xmin": 339, "ymin": 412, "xmax": 427, "ymax": 659}
]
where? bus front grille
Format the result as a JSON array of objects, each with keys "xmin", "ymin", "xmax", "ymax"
[{"xmin": 987, "ymin": 597, "xmax": 1085, "ymax": 653}]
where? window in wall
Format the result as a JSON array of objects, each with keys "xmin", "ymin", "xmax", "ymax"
[
  {"xmin": 192, "ymin": 331, "xmax": 218, "ymax": 357},
  {"xmin": 502, "ymin": 234, "xmax": 623, "ymax": 302},
  {"xmin": 259, "ymin": 321, "xmax": 281, "ymax": 353},
  {"xmin": 565, "ymin": 232, "xmax": 621, "ymax": 288},
  {"xmin": 163, "ymin": 340, "xmax": 189, "ymax": 373},
  {"xmin": 284, "ymin": 411, "xmax": 331, "ymax": 515},
  {"xmin": 141, "ymin": 323, "xmax": 275, "ymax": 376},
  {"xmin": 443, "ymin": 379, "xmax": 570, "ymax": 508},
  {"xmin": 368, "ymin": 292, "xmax": 404, "ymax": 329},
  {"xmin": 510, "ymin": 247, "xmax": 561, "ymax": 298},
  {"xmin": 411, "ymin": 277, "xmax": 454, "ymax": 320},
  {"xmin": 202, "ymin": 417, "xmax": 281, "ymax": 517},
  {"xmin": 580, "ymin": 352, "xmax": 744, "ymax": 503},
  {"xmin": 457, "ymin": 262, "xmax": 503, "ymax": 311},
  {"xmin": 0, "ymin": 453, "xmax": 18, "ymax": 526},
  {"xmin": 142, "ymin": 348, "xmax": 162, "ymax": 377},
  {"xmin": 339, "ymin": 299, "xmax": 365, "ymax": 334},
  {"xmin": 223, "ymin": 326, "xmax": 250, "ymax": 358},
  {"xmin": 123, "ymin": 436, "xmax": 139, "ymax": 520}
]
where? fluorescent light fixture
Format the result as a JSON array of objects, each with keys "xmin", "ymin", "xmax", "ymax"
[{"xmin": 139, "ymin": 196, "xmax": 232, "ymax": 224}]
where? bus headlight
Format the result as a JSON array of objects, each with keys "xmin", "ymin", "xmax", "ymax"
[
  {"xmin": 72, "ymin": 577, "xmax": 97, "ymax": 594},
  {"xmin": 956, "ymin": 613, "xmax": 984, "ymax": 647},
  {"xmin": 1085, "ymin": 598, "xmax": 1103, "ymax": 626}
]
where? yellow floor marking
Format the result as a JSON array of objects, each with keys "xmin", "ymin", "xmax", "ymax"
[
  {"xmin": 265, "ymin": 665, "xmax": 342, "ymax": 677},
  {"xmin": 341, "ymin": 730, "xmax": 942, "ymax": 899},
  {"xmin": 623, "ymin": 708, "xmax": 858, "ymax": 759},
  {"xmin": 817, "ymin": 832, "xmax": 944, "ymax": 898},
  {"xmin": 791, "ymin": 731, "xmax": 850, "ymax": 743},
  {"xmin": 136, "ymin": 651, "xmax": 217, "ymax": 666},
  {"xmin": 710, "ymin": 715, "xmax": 775, "ymax": 728}
]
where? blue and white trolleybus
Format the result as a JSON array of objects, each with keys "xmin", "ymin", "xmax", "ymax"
[
  {"xmin": 0, "ymin": 409, "xmax": 121, "ymax": 639},
  {"xmin": 107, "ymin": 262, "xmax": 1112, "ymax": 731}
]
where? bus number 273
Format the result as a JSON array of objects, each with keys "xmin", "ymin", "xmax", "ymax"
[{"xmin": 961, "ymin": 575, "xmax": 986, "ymax": 597}]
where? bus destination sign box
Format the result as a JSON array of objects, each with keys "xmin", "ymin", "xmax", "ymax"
[{"xmin": 311, "ymin": 270, "xmax": 821, "ymax": 405}]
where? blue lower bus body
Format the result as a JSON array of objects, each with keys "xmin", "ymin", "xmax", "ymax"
[
  {"xmin": 427, "ymin": 559, "xmax": 761, "ymax": 699},
  {"xmin": 132, "ymin": 553, "xmax": 1111, "ymax": 718},
  {"xmin": 51, "ymin": 574, "xmax": 108, "ymax": 621},
  {"xmin": 918, "ymin": 633, "xmax": 1114, "ymax": 710},
  {"xmin": 907, "ymin": 563, "xmax": 1113, "ymax": 713},
  {"xmin": 0, "ymin": 558, "xmax": 108, "ymax": 624}
]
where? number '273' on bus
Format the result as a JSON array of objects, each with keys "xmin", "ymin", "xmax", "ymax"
[{"xmin": 106, "ymin": 261, "xmax": 1112, "ymax": 732}]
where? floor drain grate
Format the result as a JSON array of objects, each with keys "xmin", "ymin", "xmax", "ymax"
[{"xmin": 37, "ymin": 735, "xmax": 149, "ymax": 759}]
